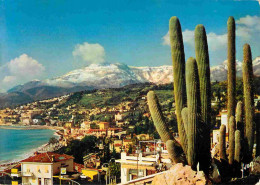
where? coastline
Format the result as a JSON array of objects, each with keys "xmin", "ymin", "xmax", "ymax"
[
  {"xmin": 0, "ymin": 124, "xmax": 63, "ymax": 131},
  {"xmin": 0, "ymin": 126, "xmax": 64, "ymax": 171}
]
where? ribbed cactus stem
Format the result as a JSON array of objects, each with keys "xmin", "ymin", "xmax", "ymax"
[
  {"xmin": 227, "ymin": 16, "xmax": 236, "ymax": 125},
  {"xmin": 169, "ymin": 16, "xmax": 187, "ymax": 152},
  {"xmin": 236, "ymin": 101, "xmax": 243, "ymax": 137},
  {"xmin": 186, "ymin": 57, "xmax": 200, "ymax": 169},
  {"xmin": 181, "ymin": 107, "xmax": 188, "ymax": 154},
  {"xmin": 228, "ymin": 116, "xmax": 235, "ymax": 165},
  {"xmin": 242, "ymin": 44, "xmax": 255, "ymax": 159},
  {"xmin": 147, "ymin": 91, "xmax": 173, "ymax": 142},
  {"xmin": 219, "ymin": 124, "xmax": 227, "ymax": 160},
  {"xmin": 256, "ymin": 112, "xmax": 260, "ymax": 157},
  {"xmin": 166, "ymin": 140, "xmax": 187, "ymax": 164},
  {"xmin": 195, "ymin": 24, "xmax": 211, "ymax": 174},
  {"xmin": 234, "ymin": 130, "xmax": 241, "ymax": 163},
  {"xmin": 181, "ymin": 107, "xmax": 189, "ymax": 134}
]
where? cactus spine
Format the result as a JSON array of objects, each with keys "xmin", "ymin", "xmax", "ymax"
[
  {"xmin": 195, "ymin": 24, "xmax": 211, "ymax": 174},
  {"xmin": 234, "ymin": 130, "xmax": 241, "ymax": 163},
  {"xmin": 227, "ymin": 16, "xmax": 236, "ymax": 126},
  {"xmin": 242, "ymin": 44, "xmax": 255, "ymax": 159},
  {"xmin": 169, "ymin": 16, "xmax": 187, "ymax": 155},
  {"xmin": 186, "ymin": 57, "xmax": 200, "ymax": 169},
  {"xmin": 220, "ymin": 124, "xmax": 227, "ymax": 160},
  {"xmin": 228, "ymin": 116, "xmax": 235, "ymax": 165}
]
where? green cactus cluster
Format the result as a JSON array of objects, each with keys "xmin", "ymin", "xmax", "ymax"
[
  {"xmin": 147, "ymin": 15, "xmax": 258, "ymax": 179},
  {"xmin": 214, "ymin": 19, "xmax": 256, "ymax": 167},
  {"xmin": 147, "ymin": 16, "xmax": 211, "ymax": 172}
]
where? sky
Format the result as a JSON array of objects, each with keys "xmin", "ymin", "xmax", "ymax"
[{"xmin": 0, "ymin": 0, "xmax": 260, "ymax": 91}]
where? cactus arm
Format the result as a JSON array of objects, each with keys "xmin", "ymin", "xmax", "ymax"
[
  {"xmin": 219, "ymin": 124, "xmax": 227, "ymax": 160},
  {"xmin": 147, "ymin": 91, "xmax": 173, "ymax": 143},
  {"xmin": 186, "ymin": 57, "xmax": 200, "ymax": 169},
  {"xmin": 147, "ymin": 91, "xmax": 185, "ymax": 163},
  {"xmin": 235, "ymin": 101, "xmax": 243, "ymax": 137},
  {"xmin": 234, "ymin": 130, "xmax": 241, "ymax": 163},
  {"xmin": 228, "ymin": 116, "xmax": 235, "ymax": 165}
]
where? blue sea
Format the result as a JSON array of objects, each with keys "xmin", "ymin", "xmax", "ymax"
[{"xmin": 0, "ymin": 126, "xmax": 56, "ymax": 163}]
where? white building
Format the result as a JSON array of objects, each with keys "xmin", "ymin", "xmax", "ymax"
[
  {"xmin": 116, "ymin": 149, "xmax": 172, "ymax": 184},
  {"xmin": 19, "ymin": 152, "xmax": 74, "ymax": 185}
]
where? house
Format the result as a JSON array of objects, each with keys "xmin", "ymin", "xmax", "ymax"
[
  {"xmin": 83, "ymin": 153, "xmax": 101, "ymax": 168},
  {"xmin": 98, "ymin": 122, "xmax": 109, "ymax": 129},
  {"xmin": 116, "ymin": 121, "xmax": 124, "ymax": 127},
  {"xmin": 81, "ymin": 121, "xmax": 91, "ymax": 130},
  {"xmin": 18, "ymin": 152, "xmax": 74, "ymax": 185},
  {"xmin": 220, "ymin": 110, "xmax": 228, "ymax": 132},
  {"xmin": 115, "ymin": 112, "xmax": 123, "ymax": 121}
]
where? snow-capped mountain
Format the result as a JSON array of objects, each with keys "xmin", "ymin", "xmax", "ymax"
[
  {"xmin": 2, "ymin": 57, "xmax": 260, "ymax": 108},
  {"xmin": 44, "ymin": 63, "xmax": 147, "ymax": 89},
  {"xmin": 9, "ymin": 58, "xmax": 260, "ymax": 92},
  {"xmin": 210, "ymin": 57, "xmax": 260, "ymax": 81}
]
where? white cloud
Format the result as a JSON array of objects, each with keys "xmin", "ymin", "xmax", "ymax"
[
  {"xmin": 72, "ymin": 42, "xmax": 105, "ymax": 65},
  {"xmin": 162, "ymin": 29, "xmax": 227, "ymax": 52},
  {"xmin": 237, "ymin": 15, "xmax": 260, "ymax": 39},
  {"xmin": 0, "ymin": 54, "xmax": 45, "ymax": 91},
  {"xmin": 8, "ymin": 54, "xmax": 45, "ymax": 77},
  {"xmin": 3, "ymin": 76, "xmax": 16, "ymax": 84},
  {"xmin": 162, "ymin": 15, "xmax": 260, "ymax": 64}
]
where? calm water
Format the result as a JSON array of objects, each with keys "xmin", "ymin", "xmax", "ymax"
[{"xmin": 0, "ymin": 126, "xmax": 56, "ymax": 163}]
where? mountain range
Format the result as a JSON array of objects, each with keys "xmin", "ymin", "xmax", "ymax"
[{"xmin": 1, "ymin": 57, "xmax": 260, "ymax": 108}]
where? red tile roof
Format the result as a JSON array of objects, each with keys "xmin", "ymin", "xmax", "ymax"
[{"xmin": 21, "ymin": 152, "xmax": 74, "ymax": 163}]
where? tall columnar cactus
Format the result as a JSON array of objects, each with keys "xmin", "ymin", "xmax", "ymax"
[
  {"xmin": 186, "ymin": 57, "xmax": 200, "ymax": 169},
  {"xmin": 234, "ymin": 130, "xmax": 241, "ymax": 163},
  {"xmin": 228, "ymin": 116, "xmax": 235, "ymax": 165},
  {"xmin": 169, "ymin": 16, "xmax": 187, "ymax": 154},
  {"xmin": 227, "ymin": 16, "xmax": 236, "ymax": 126},
  {"xmin": 147, "ymin": 91, "xmax": 185, "ymax": 162},
  {"xmin": 235, "ymin": 101, "xmax": 243, "ymax": 137},
  {"xmin": 220, "ymin": 124, "xmax": 227, "ymax": 160},
  {"xmin": 242, "ymin": 44, "xmax": 255, "ymax": 159},
  {"xmin": 195, "ymin": 24, "xmax": 211, "ymax": 174}
]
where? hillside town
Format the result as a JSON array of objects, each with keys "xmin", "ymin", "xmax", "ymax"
[{"xmin": 0, "ymin": 80, "xmax": 260, "ymax": 185}]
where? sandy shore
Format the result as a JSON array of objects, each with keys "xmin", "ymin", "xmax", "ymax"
[{"xmin": 0, "ymin": 124, "xmax": 63, "ymax": 130}]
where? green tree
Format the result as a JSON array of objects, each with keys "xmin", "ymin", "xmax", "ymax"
[{"xmin": 49, "ymin": 137, "xmax": 58, "ymax": 144}]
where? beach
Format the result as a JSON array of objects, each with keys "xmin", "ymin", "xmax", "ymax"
[{"xmin": 0, "ymin": 125, "xmax": 64, "ymax": 171}]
